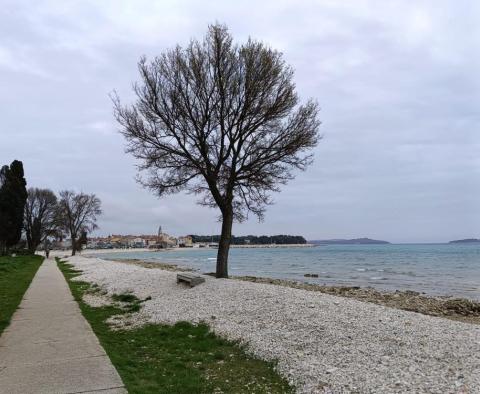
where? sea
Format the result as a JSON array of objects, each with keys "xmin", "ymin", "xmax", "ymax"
[{"xmin": 91, "ymin": 243, "xmax": 480, "ymax": 300}]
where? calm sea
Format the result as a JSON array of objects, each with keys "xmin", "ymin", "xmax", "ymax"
[{"xmin": 91, "ymin": 244, "xmax": 480, "ymax": 300}]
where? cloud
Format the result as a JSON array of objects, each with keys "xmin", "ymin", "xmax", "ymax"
[
  {"xmin": 0, "ymin": 0, "xmax": 479, "ymax": 242},
  {"xmin": 0, "ymin": 45, "xmax": 55, "ymax": 78}
]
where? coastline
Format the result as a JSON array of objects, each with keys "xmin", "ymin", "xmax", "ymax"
[
  {"xmin": 80, "ymin": 244, "xmax": 480, "ymax": 302},
  {"xmin": 235, "ymin": 276, "xmax": 480, "ymax": 325},
  {"xmin": 230, "ymin": 243, "xmax": 314, "ymax": 248},
  {"xmin": 102, "ymin": 257, "xmax": 480, "ymax": 325},
  {"xmin": 59, "ymin": 253, "xmax": 480, "ymax": 393},
  {"xmin": 81, "ymin": 243, "xmax": 314, "ymax": 253}
]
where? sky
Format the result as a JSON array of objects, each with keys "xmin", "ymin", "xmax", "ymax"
[{"xmin": 1, "ymin": 0, "xmax": 479, "ymax": 243}]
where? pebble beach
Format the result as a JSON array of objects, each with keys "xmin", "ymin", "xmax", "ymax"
[{"xmin": 65, "ymin": 254, "xmax": 480, "ymax": 393}]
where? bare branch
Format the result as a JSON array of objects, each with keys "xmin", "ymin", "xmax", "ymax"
[
  {"xmin": 24, "ymin": 188, "xmax": 58, "ymax": 253},
  {"xmin": 114, "ymin": 23, "xmax": 320, "ymax": 221},
  {"xmin": 113, "ymin": 23, "xmax": 320, "ymax": 277},
  {"xmin": 57, "ymin": 190, "xmax": 102, "ymax": 255}
]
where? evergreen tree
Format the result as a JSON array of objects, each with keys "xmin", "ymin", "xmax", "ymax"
[{"xmin": 0, "ymin": 160, "xmax": 28, "ymax": 254}]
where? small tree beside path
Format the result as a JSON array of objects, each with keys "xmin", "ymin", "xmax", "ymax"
[{"xmin": 57, "ymin": 190, "xmax": 101, "ymax": 256}]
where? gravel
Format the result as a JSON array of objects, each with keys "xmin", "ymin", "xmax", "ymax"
[{"xmin": 67, "ymin": 255, "xmax": 480, "ymax": 393}]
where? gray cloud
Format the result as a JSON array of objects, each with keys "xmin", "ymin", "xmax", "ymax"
[{"xmin": 1, "ymin": 0, "xmax": 479, "ymax": 242}]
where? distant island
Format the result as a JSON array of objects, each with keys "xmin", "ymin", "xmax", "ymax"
[
  {"xmin": 310, "ymin": 238, "xmax": 390, "ymax": 245},
  {"xmin": 449, "ymin": 238, "xmax": 480, "ymax": 244}
]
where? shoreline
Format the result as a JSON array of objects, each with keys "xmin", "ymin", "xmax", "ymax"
[
  {"xmin": 62, "ymin": 254, "xmax": 480, "ymax": 393},
  {"xmin": 80, "ymin": 246, "xmax": 480, "ymax": 303},
  {"xmin": 106, "ymin": 257, "xmax": 480, "ymax": 325},
  {"xmin": 235, "ymin": 275, "xmax": 480, "ymax": 325},
  {"xmin": 231, "ymin": 243, "xmax": 314, "ymax": 248},
  {"xmin": 80, "ymin": 243, "xmax": 314, "ymax": 252}
]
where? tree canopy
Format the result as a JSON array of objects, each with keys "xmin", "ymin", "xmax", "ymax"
[
  {"xmin": 190, "ymin": 234, "xmax": 307, "ymax": 245},
  {"xmin": 57, "ymin": 190, "xmax": 102, "ymax": 256},
  {"xmin": 24, "ymin": 188, "xmax": 58, "ymax": 253},
  {"xmin": 0, "ymin": 160, "xmax": 27, "ymax": 254}
]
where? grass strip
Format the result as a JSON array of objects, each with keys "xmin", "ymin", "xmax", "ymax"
[
  {"xmin": 0, "ymin": 255, "xmax": 44, "ymax": 334},
  {"xmin": 56, "ymin": 258, "xmax": 293, "ymax": 394}
]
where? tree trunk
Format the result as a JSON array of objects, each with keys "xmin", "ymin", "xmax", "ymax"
[
  {"xmin": 216, "ymin": 208, "xmax": 233, "ymax": 278},
  {"xmin": 26, "ymin": 231, "xmax": 33, "ymax": 254},
  {"xmin": 27, "ymin": 236, "xmax": 40, "ymax": 255},
  {"xmin": 71, "ymin": 237, "xmax": 76, "ymax": 256}
]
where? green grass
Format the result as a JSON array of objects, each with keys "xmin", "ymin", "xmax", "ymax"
[
  {"xmin": 0, "ymin": 254, "xmax": 44, "ymax": 334},
  {"xmin": 56, "ymin": 258, "xmax": 293, "ymax": 394}
]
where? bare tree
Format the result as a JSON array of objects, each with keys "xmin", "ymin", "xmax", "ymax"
[
  {"xmin": 24, "ymin": 188, "xmax": 58, "ymax": 254},
  {"xmin": 57, "ymin": 190, "xmax": 102, "ymax": 256},
  {"xmin": 113, "ymin": 24, "xmax": 320, "ymax": 278}
]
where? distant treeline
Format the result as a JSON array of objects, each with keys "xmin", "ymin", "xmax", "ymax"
[
  {"xmin": 189, "ymin": 235, "xmax": 307, "ymax": 245},
  {"xmin": 311, "ymin": 238, "xmax": 390, "ymax": 245}
]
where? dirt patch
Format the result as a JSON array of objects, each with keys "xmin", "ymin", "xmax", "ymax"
[
  {"xmin": 106, "ymin": 312, "xmax": 150, "ymax": 330},
  {"xmin": 83, "ymin": 293, "xmax": 113, "ymax": 308},
  {"xmin": 234, "ymin": 276, "xmax": 480, "ymax": 325}
]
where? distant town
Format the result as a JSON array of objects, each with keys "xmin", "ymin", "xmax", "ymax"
[{"xmin": 56, "ymin": 226, "xmax": 309, "ymax": 250}]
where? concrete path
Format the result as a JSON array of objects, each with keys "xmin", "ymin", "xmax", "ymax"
[{"xmin": 0, "ymin": 258, "xmax": 126, "ymax": 394}]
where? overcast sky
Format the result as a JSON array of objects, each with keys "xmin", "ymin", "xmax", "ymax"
[{"xmin": 1, "ymin": 0, "xmax": 479, "ymax": 243}]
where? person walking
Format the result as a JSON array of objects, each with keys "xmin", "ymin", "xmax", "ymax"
[{"xmin": 44, "ymin": 239, "xmax": 50, "ymax": 259}]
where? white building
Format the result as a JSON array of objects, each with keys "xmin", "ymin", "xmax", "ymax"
[
  {"xmin": 128, "ymin": 237, "xmax": 146, "ymax": 248},
  {"xmin": 178, "ymin": 236, "xmax": 193, "ymax": 247}
]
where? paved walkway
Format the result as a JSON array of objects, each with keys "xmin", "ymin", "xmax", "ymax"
[{"xmin": 0, "ymin": 258, "xmax": 126, "ymax": 394}]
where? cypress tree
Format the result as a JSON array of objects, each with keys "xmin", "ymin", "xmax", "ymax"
[{"xmin": 0, "ymin": 160, "xmax": 27, "ymax": 254}]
